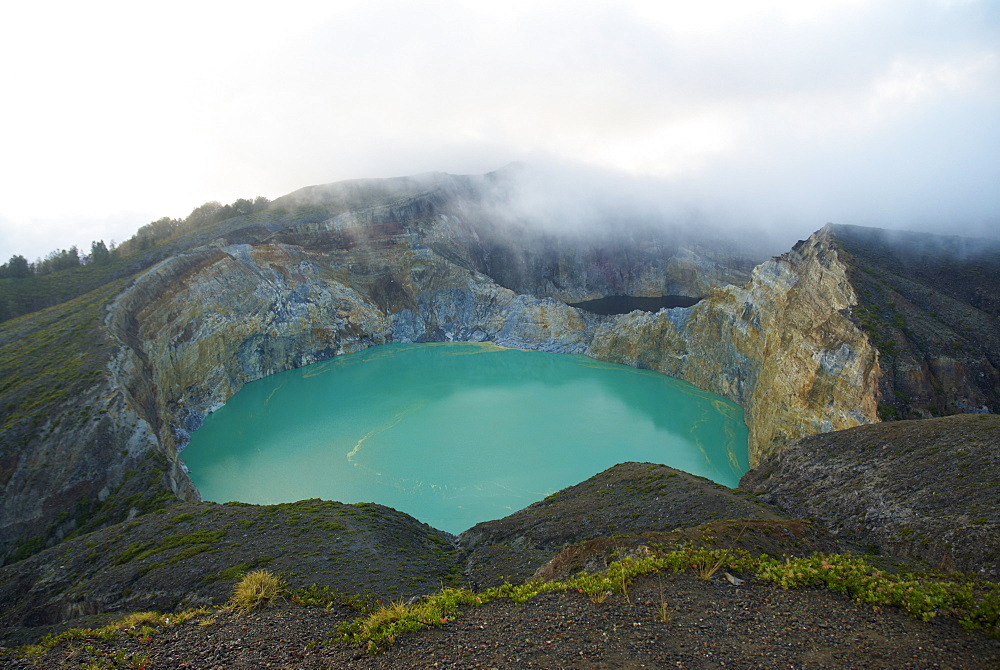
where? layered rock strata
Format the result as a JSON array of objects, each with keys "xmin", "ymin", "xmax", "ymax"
[
  {"xmin": 2, "ymin": 170, "xmax": 996, "ymax": 565},
  {"xmin": 110, "ymin": 218, "xmax": 879, "ymax": 481},
  {"xmin": 0, "ymin": 206, "xmax": 873, "ymax": 562},
  {"xmin": 588, "ymin": 227, "xmax": 882, "ymax": 463}
]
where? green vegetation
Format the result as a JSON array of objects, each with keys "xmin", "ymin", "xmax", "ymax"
[
  {"xmin": 336, "ymin": 588, "xmax": 483, "ymax": 654},
  {"xmin": 13, "ymin": 608, "xmax": 211, "ymax": 666},
  {"xmin": 59, "ymin": 461, "xmax": 177, "ymax": 551},
  {"xmin": 226, "ymin": 570, "xmax": 287, "ymax": 612},
  {"xmin": 7, "ymin": 536, "xmax": 44, "ymax": 563},
  {"xmin": 291, "ymin": 584, "xmax": 384, "ymax": 611},
  {"xmin": 753, "ymin": 553, "xmax": 993, "ymax": 625},
  {"xmin": 0, "ymin": 195, "xmax": 271, "ymax": 323},
  {"xmin": 851, "ymin": 303, "xmax": 901, "ymax": 359},
  {"xmin": 203, "ymin": 562, "xmax": 256, "ymax": 583},
  {"xmin": 12, "ymin": 548, "xmax": 999, "ymax": 663},
  {"xmin": 338, "ymin": 548, "xmax": 1000, "ymax": 653},
  {"xmin": 0, "ymin": 280, "xmax": 122, "ymax": 437},
  {"xmin": 0, "ymin": 253, "xmax": 131, "ymax": 323},
  {"xmin": 201, "ymin": 556, "xmax": 275, "ymax": 584},
  {"xmin": 114, "ymin": 528, "xmax": 227, "ymax": 566}
]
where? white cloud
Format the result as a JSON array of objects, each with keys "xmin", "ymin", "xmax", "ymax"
[{"xmin": 0, "ymin": 0, "xmax": 998, "ymax": 260}]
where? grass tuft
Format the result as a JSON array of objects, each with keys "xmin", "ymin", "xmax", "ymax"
[
  {"xmin": 337, "ymin": 548, "xmax": 1000, "ymax": 654},
  {"xmin": 336, "ymin": 588, "xmax": 482, "ymax": 653},
  {"xmin": 226, "ymin": 570, "xmax": 286, "ymax": 612},
  {"xmin": 11, "ymin": 607, "xmax": 211, "ymax": 661}
]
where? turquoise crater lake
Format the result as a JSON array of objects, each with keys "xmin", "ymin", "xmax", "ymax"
[{"xmin": 182, "ymin": 342, "xmax": 749, "ymax": 533}]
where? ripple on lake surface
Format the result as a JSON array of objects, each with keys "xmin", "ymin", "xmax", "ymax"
[{"xmin": 182, "ymin": 342, "xmax": 749, "ymax": 533}]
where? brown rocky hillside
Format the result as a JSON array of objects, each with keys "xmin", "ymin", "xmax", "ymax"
[{"xmin": 741, "ymin": 414, "xmax": 1000, "ymax": 578}]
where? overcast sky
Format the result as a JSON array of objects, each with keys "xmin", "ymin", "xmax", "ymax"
[{"xmin": 1, "ymin": 0, "xmax": 997, "ymax": 261}]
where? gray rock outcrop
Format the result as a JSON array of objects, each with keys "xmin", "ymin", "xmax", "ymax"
[{"xmin": 1, "ymin": 169, "xmax": 997, "ymax": 566}]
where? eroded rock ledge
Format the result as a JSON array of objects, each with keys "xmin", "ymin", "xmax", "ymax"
[
  {"xmin": 0, "ymin": 201, "xmax": 894, "ymax": 563},
  {"xmin": 2, "ymin": 170, "xmax": 996, "ymax": 565},
  {"xmin": 110, "ymin": 221, "xmax": 879, "ymax": 502}
]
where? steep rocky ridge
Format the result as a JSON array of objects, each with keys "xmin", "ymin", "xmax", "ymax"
[
  {"xmin": 0, "ymin": 462, "xmax": 827, "ymax": 645},
  {"xmin": 2, "ymin": 167, "xmax": 997, "ymax": 567},
  {"xmin": 741, "ymin": 413, "xmax": 1000, "ymax": 578},
  {"xmin": 587, "ymin": 226, "xmax": 883, "ymax": 463},
  {"xmin": 829, "ymin": 224, "xmax": 1000, "ymax": 420}
]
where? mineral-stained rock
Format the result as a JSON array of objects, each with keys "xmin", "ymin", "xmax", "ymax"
[
  {"xmin": 1, "ymin": 169, "xmax": 997, "ymax": 568},
  {"xmin": 588, "ymin": 225, "xmax": 882, "ymax": 464}
]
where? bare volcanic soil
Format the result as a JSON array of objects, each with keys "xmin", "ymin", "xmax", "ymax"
[
  {"xmin": 3, "ymin": 460, "xmax": 1000, "ymax": 668},
  {"xmin": 4, "ymin": 572, "xmax": 999, "ymax": 669},
  {"xmin": 741, "ymin": 414, "xmax": 1000, "ymax": 578}
]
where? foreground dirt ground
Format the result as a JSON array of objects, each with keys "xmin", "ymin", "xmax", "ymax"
[{"xmin": 5, "ymin": 571, "xmax": 999, "ymax": 669}]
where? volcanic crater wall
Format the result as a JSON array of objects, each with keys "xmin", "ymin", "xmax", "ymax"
[
  {"xmin": 0, "ymin": 174, "xmax": 914, "ymax": 562},
  {"xmin": 110, "ymin": 218, "xmax": 881, "ymax": 493}
]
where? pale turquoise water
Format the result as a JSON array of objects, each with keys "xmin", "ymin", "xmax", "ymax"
[{"xmin": 182, "ymin": 342, "xmax": 748, "ymax": 533}]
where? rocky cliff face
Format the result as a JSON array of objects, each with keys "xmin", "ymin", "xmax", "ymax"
[
  {"xmin": 828, "ymin": 224, "xmax": 1000, "ymax": 420},
  {"xmin": 588, "ymin": 226, "xmax": 882, "ymax": 463},
  {"xmin": 1, "ymin": 169, "xmax": 996, "ymax": 565},
  {"xmin": 0, "ymin": 282, "xmax": 184, "ymax": 566},
  {"xmin": 94, "ymin": 170, "xmax": 769, "ymax": 490},
  {"xmin": 113, "ymin": 213, "xmax": 877, "ymax": 477},
  {"xmin": 105, "ymin": 227, "xmax": 604, "ymax": 465}
]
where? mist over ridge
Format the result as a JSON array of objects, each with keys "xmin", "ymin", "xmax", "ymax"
[
  {"xmin": 1, "ymin": 3, "xmax": 1000, "ymax": 647},
  {"xmin": 3, "ymin": 1, "xmax": 997, "ymax": 263},
  {"xmin": 0, "ymin": 151, "xmax": 997, "ymax": 598},
  {"xmin": 0, "ymin": 156, "xmax": 1000, "ymax": 264}
]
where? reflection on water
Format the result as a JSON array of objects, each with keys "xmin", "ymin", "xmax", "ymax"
[{"xmin": 182, "ymin": 343, "xmax": 749, "ymax": 534}]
